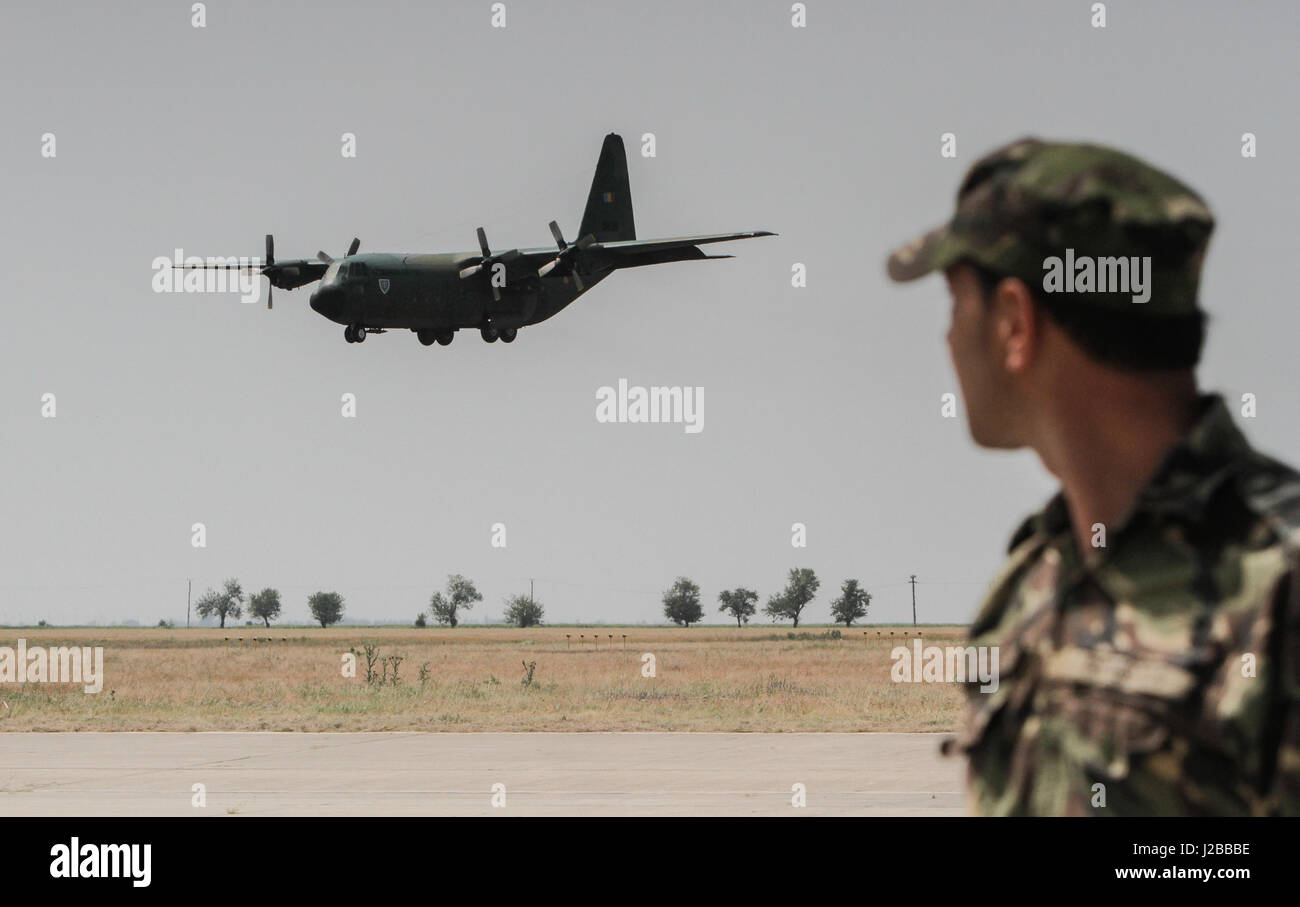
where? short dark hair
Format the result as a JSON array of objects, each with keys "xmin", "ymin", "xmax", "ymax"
[{"xmin": 964, "ymin": 261, "xmax": 1206, "ymax": 371}]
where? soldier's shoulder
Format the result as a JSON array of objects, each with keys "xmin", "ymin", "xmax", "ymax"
[{"xmin": 1224, "ymin": 449, "xmax": 1300, "ymax": 554}]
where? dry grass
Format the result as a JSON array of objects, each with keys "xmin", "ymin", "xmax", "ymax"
[{"xmin": 0, "ymin": 625, "xmax": 967, "ymax": 732}]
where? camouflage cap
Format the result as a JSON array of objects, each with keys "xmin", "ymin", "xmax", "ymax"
[{"xmin": 886, "ymin": 138, "xmax": 1214, "ymax": 313}]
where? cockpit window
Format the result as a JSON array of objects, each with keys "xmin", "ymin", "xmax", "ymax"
[
  {"xmin": 352, "ymin": 263, "xmax": 369, "ymax": 278},
  {"xmin": 323, "ymin": 262, "xmax": 341, "ymax": 285},
  {"xmin": 338, "ymin": 263, "xmax": 350, "ymax": 281}
]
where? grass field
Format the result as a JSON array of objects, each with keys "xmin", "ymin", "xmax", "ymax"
[{"xmin": 0, "ymin": 625, "xmax": 967, "ymax": 732}]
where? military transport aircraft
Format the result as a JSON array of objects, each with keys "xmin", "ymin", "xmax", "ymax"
[{"xmin": 184, "ymin": 134, "xmax": 774, "ymax": 346}]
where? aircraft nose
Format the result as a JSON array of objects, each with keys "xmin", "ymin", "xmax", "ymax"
[{"xmin": 310, "ymin": 287, "xmax": 344, "ymax": 321}]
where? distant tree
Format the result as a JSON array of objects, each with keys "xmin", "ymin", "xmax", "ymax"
[
  {"xmin": 718, "ymin": 587, "xmax": 758, "ymax": 627},
  {"xmin": 663, "ymin": 577, "xmax": 704, "ymax": 627},
  {"xmin": 414, "ymin": 613, "xmax": 427, "ymax": 628},
  {"xmin": 248, "ymin": 588, "xmax": 282, "ymax": 628},
  {"xmin": 503, "ymin": 594, "xmax": 545, "ymax": 628},
  {"xmin": 194, "ymin": 578, "xmax": 245, "ymax": 628},
  {"xmin": 157, "ymin": 619, "xmax": 172, "ymax": 628},
  {"xmin": 308, "ymin": 591, "xmax": 345, "ymax": 628},
  {"xmin": 193, "ymin": 589, "xmax": 223, "ymax": 626},
  {"xmin": 829, "ymin": 578, "xmax": 872, "ymax": 627},
  {"xmin": 223, "ymin": 577, "xmax": 244, "ymax": 611},
  {"xmin": 428, "ymin": 574, "xmax": 482, "ymax": 627},
  {"xmin": 764, "ymin": 567, "xmax": 820, "ymax": 628}
]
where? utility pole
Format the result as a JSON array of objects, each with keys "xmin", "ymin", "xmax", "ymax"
[
  {"xmin": 909, "ymin": 574, "xmax": 917, "ymax": 627},
  {"xmin": 530, "ymin": 578, "xmax": 534, "ymax": 605},
  {"xmin": 187, "ymin": 578, "xmax": 192, "ymax": 629}
]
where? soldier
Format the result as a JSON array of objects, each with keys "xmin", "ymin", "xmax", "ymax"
[{"xmin": 886, "ymin": 138, "xmax": 1299, "ymax": 815}]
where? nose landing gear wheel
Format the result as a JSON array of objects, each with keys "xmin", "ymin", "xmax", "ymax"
[
  {"xmin": 499, "ymin": 328, "xmax": 517, "ymax": 343},
  {"xmin": 480, "ymin": 326, "xmax": 499, "ymax": 343}
]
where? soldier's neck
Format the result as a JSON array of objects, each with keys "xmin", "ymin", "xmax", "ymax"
[{"xmin": 1031, "ymin": 370, "xmax": 1199, "ymax": 557}]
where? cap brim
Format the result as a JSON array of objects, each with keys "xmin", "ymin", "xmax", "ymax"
[{"xmin": 886, "ymin": 223, "xmax": 953, "ymax": 282}]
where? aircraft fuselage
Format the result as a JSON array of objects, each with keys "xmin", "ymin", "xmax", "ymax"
[{"xmin": 308, "ymin": 251, "xmax": 607, "ymax": 334}]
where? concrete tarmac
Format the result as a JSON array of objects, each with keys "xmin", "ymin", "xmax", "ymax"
[{"xmin": 0, "ymin": 732, "xmax": 965, "ymax": 816}]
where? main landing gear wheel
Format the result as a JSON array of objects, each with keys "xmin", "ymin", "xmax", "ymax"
[
  {"xmin": 436, "ymin": 331, "xmax": 454, "ymax": 346},
  {"xmin": 499, "ymin": 328, "xmax": 517, "ymax": 343},
  {"xmin": 480, "ymin": 326, "xmax": 499, "ymax": 343},
  {"xmin": 417, "ymin": 330, "xmax": 437, "ymax": 346}
]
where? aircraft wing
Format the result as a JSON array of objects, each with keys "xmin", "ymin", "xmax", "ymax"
[
  {"xmin": 510, "ymin": 231, "xmax": 774, "ymax": 266},
  {"xmin": 592, "ymin": 231, "xmax": 775, "ymax": 255},
  {"xmin": 463, "ymin": 229, "xmax": 777, "ymax": 280},
  {"xmin": 173, "ymin": 258, "xmax": 328, "ymax": 291}
]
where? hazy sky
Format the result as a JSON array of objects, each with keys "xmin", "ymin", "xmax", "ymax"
[{"xmin": 2, "ymin": 1, "xmax": 1298, "ymax": 626}]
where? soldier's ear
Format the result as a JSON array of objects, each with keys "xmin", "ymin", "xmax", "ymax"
[{"xmin": 993, "ymin": 277, "xmax": 1039, "ymax": 374}]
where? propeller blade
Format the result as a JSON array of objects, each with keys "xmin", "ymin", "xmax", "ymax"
[
  {"xmin": 347, "ymin": 237, "xmax": 360, "ymax": 257},
  {"xmin": 476, "ymin": 227, "xmax": 491, "ymax": 258},
  {"xmin": 459, "ymin": 264, "xmax": 482, "ymax": 279},
  {"xmin": 537, "ymin": 259, "xmax": 558, "ymax": 278},
  {"xmin": 548, "ymin": 221, "xmax": 566, "ymax": 249},
  {"xmin": 577, "ymin": 234, "xmax": 595, "ymax": 250},
  {"xmin": 265, "ymin": 234, "xmax": 274, "ymax": 267},
  {"xmin": 491, "ymin": 284, "xmax": 502, "ymax": 302},
  {"xmin": 573, "ymin": 271, "xmax": 585, "ymax": 292},
  {"xmin": 267, "ymin": 283, "xmax": 273, "ymax": 310},
  {"xmin": 317, "ymin": 251, "xmax": 333, "ymax": 263}
]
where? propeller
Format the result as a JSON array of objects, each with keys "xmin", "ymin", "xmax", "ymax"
[
  {"xmin": 317, "ymin": 237, "xmax": 361, "ymax": 264},
  {"xmin": 457, "ymin": 227, "xmax": 520, "ymax": 302},
  {"xmin": 253, "ymin": 233, "xmax": 291, "ymax": 309},
  {"xmin": 537, "ymin": 221, "xmax": 595, "ymax": 291},
  {"xmin": 264, "ymin": 234, "xmax": 274, "ymax": 308}
]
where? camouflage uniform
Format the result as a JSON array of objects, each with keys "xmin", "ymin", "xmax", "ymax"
[{"xmin": 886, "ymin": 138, "xmax": 1300, "ymax": 815}]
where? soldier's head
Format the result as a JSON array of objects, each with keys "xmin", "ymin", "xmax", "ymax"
[{"xmin": 887, "ymin": 138, "xmax": 1213, "ymax": 449}]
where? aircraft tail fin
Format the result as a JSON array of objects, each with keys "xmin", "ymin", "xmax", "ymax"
[{"xmin": 579, "ymin": 133, "xmax": 635, "ymax": 243}]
